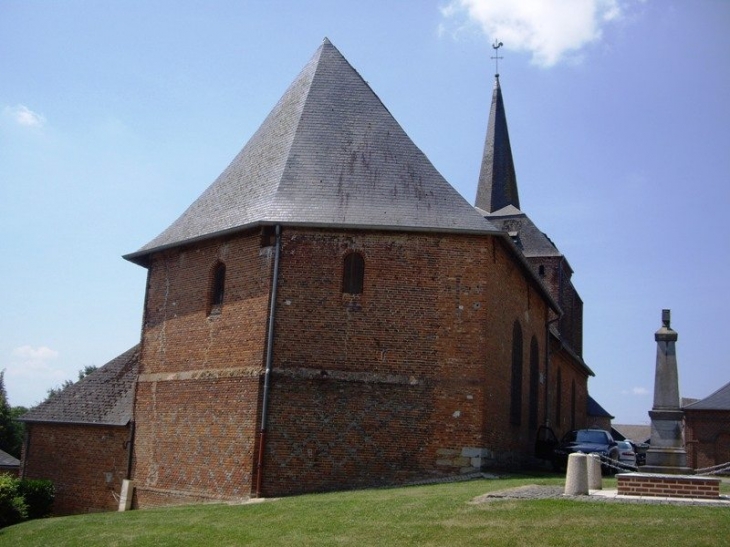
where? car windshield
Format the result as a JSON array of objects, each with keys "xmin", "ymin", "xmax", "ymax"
[{"xmin": 575, "ymin": 430, "xmax": 608, "ymax": 444}]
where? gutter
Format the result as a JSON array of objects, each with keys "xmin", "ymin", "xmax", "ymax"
[{"xmin": 255, "ymin": 224, "xmax": 282, "ymax": 497}]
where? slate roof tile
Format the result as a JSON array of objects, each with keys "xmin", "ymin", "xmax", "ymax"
[
  {"xmin": 683, "ymin": 380, "xmax": 730, "ymax": 411},
  {"xmin": 126, "ymin": 39, "xmax": 499, "ymax": 264},
  {"xmin": 19, "ymin": 345, "xmax": 139, "ymax": 426}
]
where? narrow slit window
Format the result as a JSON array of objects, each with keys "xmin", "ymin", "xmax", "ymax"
[
  {"xmin": 210, "ymin": 262, "xmax": 226, "ymax": 312},
  {"xmin": 342, "ymin": 252, "xmax": 364, "ymax": 295},
  {"xmin": 510, "ymin": 321, "xmax": 523, "ymax": 426}
]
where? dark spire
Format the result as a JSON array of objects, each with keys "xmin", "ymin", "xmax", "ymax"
[{"xmin": 475, "ymin": 74, "xmax": 520, "ymax": 213}]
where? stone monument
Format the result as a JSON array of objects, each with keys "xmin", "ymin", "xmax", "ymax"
[{"xmin": 642, "ymin": 309, "xmax": 693, "ymax": 474}]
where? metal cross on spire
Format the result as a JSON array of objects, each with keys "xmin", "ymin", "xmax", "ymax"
[{"xmin": 491, "ymin": 39, "xmax": 504, "ymax": 77}]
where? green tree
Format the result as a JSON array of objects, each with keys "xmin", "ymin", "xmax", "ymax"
[
  {"xmin": 45, "ymin": 365, "xmax": 98, "ymax": 401},
  {"xmin": 0, "ymin": 371, "xmax": 16, "ymax": 456}
]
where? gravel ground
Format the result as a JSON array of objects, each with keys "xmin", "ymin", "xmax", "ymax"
[{"xmin": 470, "ymin": 484, "xmax": 730, "ymax": 507}]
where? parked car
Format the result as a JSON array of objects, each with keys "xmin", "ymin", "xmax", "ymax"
[
  {"xmin": 616, "ymin": 440, "xmax": 637, "ymax": 469},
  {"xmin": 552, "ymin": 429, "xmax": 620, "ymax": 473},
  {"xmin": 630, "ymin": 440, "xmax": 649, "ymax": 466}
]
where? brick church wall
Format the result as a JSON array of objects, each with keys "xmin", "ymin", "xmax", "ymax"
[
  {"xmin": 132, "ymin": 231, "xmax": 271, "ymax": 507},
  {"xmin": 132, "ymin": 226, "xmax": 585, "ymax": 502},
  {"xmin": 549, "ymin": 342, "xmax": 589, "ymax": 440},
  {"xmin": 21, "ymin": 423, "xmax": 130, "ymax": 515},
  {"xmin": 260, "ymin": 229, "xmax": 551, "ymax": 494}
]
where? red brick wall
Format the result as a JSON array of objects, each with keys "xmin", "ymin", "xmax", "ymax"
[
  {"xmin": 132, "ymin": 231, "xmax": 270, "ymax": 506},
  {"xmin": 617, "ymin": 473, "xmax": 720, "ymax": 499},
  {"xmin": 21, "ymin": 423, "xmax": 130, "ymax": 515},
  {"xmin": 684, "ymin": 409, "xmax": 730, "ymax": 470},
  {"xmin": 260, "ymin": 229, "xmax": 551, "ymax": 494},
  {"xmin": 133, "ymin": 227, "xmax": 588, "ymax": 502},
  {"xmin": 550, "ymin": 345, "xmax": 589, "ymax": 439}
]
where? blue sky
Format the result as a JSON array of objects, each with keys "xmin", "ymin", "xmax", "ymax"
[{"xmin": 1, "ymin": 1, "xmax": 728, "ymax": 425}]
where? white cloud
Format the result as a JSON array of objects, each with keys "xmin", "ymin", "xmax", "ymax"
[
  {"xmin": 12, "ymin": 345, "xmax": 59, "ymax": 362},
  {"xmin": 3, "ymin": 104, "xmax": 47, "ymax": 127},
  {"xmin": 440, "ymin": 0, "xmax": 625, "ymax": 67},
  {"xmin": 619, "ymin": 386, "xmax": 649, "ymax": 396},
  {"xmin": 5, "ymin": 345, "xmax": 64, "ymax": 406}
]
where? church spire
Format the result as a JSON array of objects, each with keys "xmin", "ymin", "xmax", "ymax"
[{"xmin": 475, "ymin": 55, "xmax": 520, "ymax": 213}]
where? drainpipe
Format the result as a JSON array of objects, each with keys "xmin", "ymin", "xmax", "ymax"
[
  {"xmin": 125, "ymin": 421, "xmax": 136, "ymax": 479},
  {"xmin": 255, "ymin": 224, "xmax": 282, "ymax": 497},
  {"xmin": 544, "ymin": 313, "xmax": 561, "ymax": 427},
  {"xmin": 20, "ymin": 428, "xmax": 30, "ymax": 479}
]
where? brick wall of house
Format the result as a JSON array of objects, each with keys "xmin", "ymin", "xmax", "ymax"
[
  {"xmin": 21, "ymin": 423, "xmax": 130, "ymax": 515},
  {"xmin": 131, "ymin": 231, "xmax": 271, "ymax": 507},
  {"xmin": 684, "ymin": 410, "xmax": 730, "ymax": 470}
]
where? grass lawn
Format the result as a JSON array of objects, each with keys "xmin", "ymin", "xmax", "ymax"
[{"xmin": 2, "ymin": 475, "xmax": 728, "ymax": 546}]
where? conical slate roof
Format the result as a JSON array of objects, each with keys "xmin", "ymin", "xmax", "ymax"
[
  {"xmin": 475, "ymin": 76, "xmax": 520, "ymax": 213},
  {"xmin": 126, "ymin": 39, "xmax": 498, "ymax": 263}
]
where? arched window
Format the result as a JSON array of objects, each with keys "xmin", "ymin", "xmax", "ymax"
[
  {"xmin": 210, "ymin": 262, "xmax": 226, "ymax": 314},
  {"xmin": 528, "ymin": 336, "xmax": 539, "ymax": 430},
  {"xmin": 509, "ymin": 321, "xmax": 523, "ymax": 426},
  {"xmin": 342, "ymin": 252, "xmax": 364, "ymax": 295},
  {"xmin": 571, "ymin": 380, "xmax": 577, "ymax": 430}
]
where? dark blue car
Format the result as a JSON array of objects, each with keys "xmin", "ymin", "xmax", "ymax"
[{"xmin": 552, "ymin": 429, "xmax": 620, "ymax": 473}]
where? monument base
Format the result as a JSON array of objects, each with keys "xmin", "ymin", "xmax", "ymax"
[{"xmin": 617, "ymin": 472, "xmax": 721, "ymax": 499}]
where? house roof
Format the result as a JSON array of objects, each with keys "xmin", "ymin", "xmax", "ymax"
[
  {"xmin": 683, "ymin": 380, "xmax": 730, "ymax": 411},
  {"xmin": 612, "ymin": 424, "xmax": 651, "ymax": 443},
  {"xmin": 125, "ymin": 38, "xmax": 500, "ymax": 265},
  {"xmin": 475, "ymin": 76, "xmax": 520, "ymax": 213},
  {"xmin": 587, "ymin": 395, "xmax": 613, "ymax": 418},
  {"xmin": 19, "ymin": 345, "xmax": 139, "ymax": 426},
  {"xmin": 0, "ymin": 448, "xmax": 20, "ymax": 468}
]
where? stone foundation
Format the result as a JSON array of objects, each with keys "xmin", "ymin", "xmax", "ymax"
[{"xmin": 617, "ymin": 472, "xmax": 721, "ymax": 499}]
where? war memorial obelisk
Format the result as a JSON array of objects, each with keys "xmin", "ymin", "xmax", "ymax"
[{"xmin": 642, "ymin": 309, "xmax": 693, "ymax": 474}]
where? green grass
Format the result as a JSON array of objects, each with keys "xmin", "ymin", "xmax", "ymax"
[{"xmin": 2, "ymin": 475, "xmax": 729, "ymax": 546}]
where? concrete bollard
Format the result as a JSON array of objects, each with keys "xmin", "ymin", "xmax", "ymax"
[
  {"xmin": 118, "ymin": 479, "xmax": 134, "ymax": 511},
  {"xmin": 587, "ymin": 453, "xmax": 602, "ymax": 490},
  {"xmin": 564, "ymin": 452, "xmax": 589, "ymax": 496}
]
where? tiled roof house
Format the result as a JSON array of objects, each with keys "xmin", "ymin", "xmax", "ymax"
[{"xmin": 683, "ymin": 380, "xmax": 730, "ymax": 470}]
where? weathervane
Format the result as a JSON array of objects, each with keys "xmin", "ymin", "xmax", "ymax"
[{"xmin": 491, "ymin": 39, "xmax": 504, "ymax": 77}]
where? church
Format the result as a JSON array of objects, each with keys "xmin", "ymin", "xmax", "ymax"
[{"xmin": 19, "ymin": 39, "xmax": 593, "ymax": 514}]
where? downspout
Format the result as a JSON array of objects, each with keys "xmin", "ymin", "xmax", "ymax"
[
  {"xmin": 125, "ymin": 421, "xmax": 136, "ymax": 479},
  {"xmin": 544, "ymin": 313, "xmax": 561, "ymax": 427},
  {"xmin": 255, "ymin": 224, "xmax": 282, "ymax": 497},
  {"xmin": 544, "ymin": 256, "xmax": 566, "ymax": 426},
  {"xmin": 20, "ymin": 428, "xmax": 30, "ymax": 479}
]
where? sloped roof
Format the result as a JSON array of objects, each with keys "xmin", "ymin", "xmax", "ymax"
[
  {"xmin": 475, "ymin": 76, "xmax": 520, "ymax": 213},
  {"xmin": 683, "ymin": 380, "xmax": 730, "ymax": 411},
  {"xmin": 613, "ymin": 424, "xmax": 651, "ymax": 443},
  {"xmin": 488, "ymin": 208, "xmax": 563, "ymax": 259},
  {"xmin": 587, "ymin": 395, "xmax": 613, "ymax": 418},
  {"xmin": 20, "ymin": 345, "xmax": 139, "ymax": 426},
  {"xmin": 125, "ymin": 38, "xmax": 499, "ymax": 264},
  {"xmin": 0, "ymin": 448, "xmax": 20, "ymax": 468}
]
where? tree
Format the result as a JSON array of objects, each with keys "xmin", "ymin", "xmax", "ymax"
[
  {"xmin": 0, "ymin": 371, "xmax": 16, "ymax": 456},
  {"xmin": 45, "ymin": 365, "xmax": 98, "ymax": 401}
]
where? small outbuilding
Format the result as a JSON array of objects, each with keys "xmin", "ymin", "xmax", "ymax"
[
  {"xmin": 18, "ymin": 346, "xmax": 139, "ymax": 514},
  {"xmin": 683, "ymin": 380, "xmax": 730, "ymax": 471}
]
